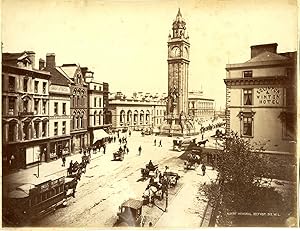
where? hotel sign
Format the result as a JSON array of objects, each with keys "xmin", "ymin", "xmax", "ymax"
[{"xmin": 255, "ymin": 87, "xmax": 282, "ymax": 106}]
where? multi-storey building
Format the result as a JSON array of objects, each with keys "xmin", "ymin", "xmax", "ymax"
[
  {"xmin": 58, "ymin": 63, "xmax": 89, "ymax": 153},
  {"xmin": 84, "ymin": 68, "xmax": 110, "ymax": 145},
  {"xmin": 224, "ymin": 43, "xmax": 296, "ymax": 154},
  {"xmin": 108, "ymin": 92, "xmax": 166, "ymax": 130},
  {"xmin": 42, "ymin": 54, "xmax": 72, "ymax": 160},
  {"xmin": 2, "ymin": 51, "xmax": 51, "ymax": 170},
  {"xmin": 188, "ymin": 90, "xmax": 215, "ymax": 122}
]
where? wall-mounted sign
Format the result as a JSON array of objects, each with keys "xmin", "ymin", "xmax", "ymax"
[
  {"xmin": 255, "ymin": 87, "xmax": 282, "ymax": 106},
  {"xmin": 49, "ymin": 85, "xmax": 70, "ymax": 94}
]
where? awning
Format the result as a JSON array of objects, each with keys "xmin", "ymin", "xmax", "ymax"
[{"xmin": 93, "ymin": 129, "xmax": 110, "ymax": 144}]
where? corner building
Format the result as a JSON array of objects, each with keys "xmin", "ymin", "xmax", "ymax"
[{"xmin": 224, "ymin": 43, "xmax": 296, "ymax": 154}]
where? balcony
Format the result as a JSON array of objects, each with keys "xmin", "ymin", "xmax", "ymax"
[{"xmin": 19, "ymin": 111, "xmax": 34, "ymax": 117}]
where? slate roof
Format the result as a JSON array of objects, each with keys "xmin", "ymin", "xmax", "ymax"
[
  {"xmin": 44, "ymin": 66, "xmax": 72, "ymax": 86},
  {"xmin": 60, "ymin": 64, "xmax": 78, "ymax": 79},
  {"xmin": 246, "ymin": 51, "xmax": 289, "ymax": 63}
]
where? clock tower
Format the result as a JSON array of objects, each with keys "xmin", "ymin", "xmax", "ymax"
[{"xmin": 165, "ymin": 9, "xmax": 191, "ymax": 135}]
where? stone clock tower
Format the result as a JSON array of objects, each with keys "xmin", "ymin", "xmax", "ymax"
[{"xmin": 162, "ymin": 9, "xmax": 194, "ymax": 136}]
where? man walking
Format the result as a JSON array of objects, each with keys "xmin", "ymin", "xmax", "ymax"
[
  {"xmin": 62, "ymin": 156, "xmax": 66, "ymax": 167},
  {"xmin": 154, "ymin": 139, "xmax": 156, "ymax": 146},
  {"xmin": 138, "ymin": 146, "xmax": 142, "ymax": 155},
  {"xmin": 201, "ymin": 163, "xmax": 206, "ymax": 176},
  {"xmin": 159, "ymin": 140, "xmax": 162, "ymax": 147}
]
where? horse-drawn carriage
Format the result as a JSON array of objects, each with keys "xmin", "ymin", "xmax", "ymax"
[
  {"xmin": 113, "ymin": 149, "xmax": 125, "ymax": 161},
  {"xmin": 116, "ymin": 199, "xmax": 145, "ymax": 227},
  {"xmin": 67, "ymin": 161, "xmax": 86, "ymax": 181},
  {"xmin": 3, "ymin": 175, "xmax": 78, "ymax": 226},
  {"xmin": 163, "ymin": 171, "xmax": 180, "ymax": 188},
  {"xmin": 142, "ymin": 179, "xmax": 166, "ymax": 205},
  {"xmin": 141, "ymin": 162, "xmax": 159, "ymax": 179},
  {"xmin": 184, "ymin": 153, "xmax": 201, "ymax": 170}
]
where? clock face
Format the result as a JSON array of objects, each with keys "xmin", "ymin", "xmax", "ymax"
[
  {"xmin": 171, "ymin": 46, "xmax": 180, "ymax": 57},
  {"xmin": 183, "ymin": 47, "xmax": 189, "ymax": 58}
]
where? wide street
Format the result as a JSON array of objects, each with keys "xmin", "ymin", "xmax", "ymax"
[{"xmin": 13, "ymin": 129, "xmax": 218, "ymax": 228}]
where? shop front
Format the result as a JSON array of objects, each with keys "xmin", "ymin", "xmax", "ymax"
[{"xmin": 49, "ymin": 137, "xmax": 71, "ymax": 161}]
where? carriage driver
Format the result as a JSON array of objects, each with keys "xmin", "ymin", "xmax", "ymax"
[{"xmin": 148, "ymin": 160, "xmax": 154, "ymax": 171}]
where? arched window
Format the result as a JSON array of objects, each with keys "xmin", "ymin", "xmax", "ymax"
[
  {"xmin": 73, "ymin": 115, "xmax": 76, "ymax": 129},
  {"xmin": 99, "ymin": 111, "xmax": 102, "ymax": 125}
]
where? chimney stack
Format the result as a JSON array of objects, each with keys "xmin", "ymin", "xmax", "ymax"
[
  {"xmin": 25, "ymin": 51, "xmax": 36, "ymax": 68},
  {"xmin": 250, "ymin": 43, "xmax": 278, "ymax": 58},
  {"xmin": 39, "ymin": 58, "xmax": 45, "ymax": 70},
  {"xmin": 46, "ymin": 53, "xmax": 56, "ymax": 68}
]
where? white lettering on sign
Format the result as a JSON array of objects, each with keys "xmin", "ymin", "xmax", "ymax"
[
  {"xmin": 256, "ymin": 87, "xmax": 282, "ymax": 105},
  {"xmin": 50, "ymin": 85, "xmax": 70, "ymax": 94}
]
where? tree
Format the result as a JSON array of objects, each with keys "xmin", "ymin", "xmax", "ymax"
[{"xmin": 202, "ymin": 131, "xmax": 277, "ymax": 226}]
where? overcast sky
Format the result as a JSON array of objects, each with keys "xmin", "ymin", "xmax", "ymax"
[{"xmin": 2, "ymin": 0, "xmax": 297, "ymax": 109}]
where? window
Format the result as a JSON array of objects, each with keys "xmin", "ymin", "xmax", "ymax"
[
  {"xmin": 77, "ymin": 116, "xmax": 80, "ymax": 128},
  {"xmin": 62, "ymin": 103, "xmax": 66, "ymax": 115},
  {"xmin": 81, "ymin": 96, "xmax": 84, "ymax": 105},
  {"xmin": 99, "ymin": 86, "xmax": 102, "ymax": 91},
  {"xmin": 94, "ymin": 86, "xmax": 97, "ymax": 90},
  {"xmin": 54, "ymin": 122, "xmax": 58, "ymax": 135},
  {"xmin": 73, "ymin": 115, "xmax": 76, "ymax": 129},
  {"xmin": 34, "ymin": 122, "xmax": 39, "ymax": 138},
  {"xmin": 94, "ymin": 111, "xmax": 97, "ymax": 125},
  {"xmin": 8, "ymin": 123, "xmax": 15, "ymax": 142},
  {"xmin": 42, "ymin": 122, "xmax": 47, "ymax": 137},
  {"xmin": 23, "ymin": 100, "xmax": 28, "ymax": 112},
  {"xmin": 42, "ymin": 100, "xmax": 47, "ymax": 114},
  {"xmin": 34, "ymin": 99, "xmax": 39, "ymax": 114},
  {"xmin": 77, "ymin": 96, "xmax": 80, "ymax": 106},
  {"xmin": 80, "ymin": 116, "xmax": 83, "ymax": 128},
  {"xmin": 243, "ymin": 89, "xmax": 253, "ymax": 105},
  {"xmin": 62, "ymin": 121, "xmax": 66, "ymax": 134},
  {"xmin": 54, "ymin": 102, "xmax": 58, "ymax": 115},
  {"xmin": 23, "ymin": 122, "xmax": 30, "ymax": 140},
  {"xmin": 242, "ymin": 113, "xmax": 253, "ymax": 137},
  {"xmin": 34, "ymin": 81, "xmax": 39, "ymax": 93},
  {"xmin": 99, "ymin": 98, "xmax": 102, "ymax": 108},
  {"xmin": 8, "ymin": 97, "xmax": 15, "ymax": 115},
  {"xmin": 9, "ymin": 76, "xmax": 15, "ymax": 91},
  {"xmin": 243, "ymin": 70, "xmax": 253, "ymax": 78},
  {"xmin": 23, "ymin": 78, "xmax": 28, "ymax": 92},
  {"xmin": 94, "ymin": 98, "xmax": 97, "ymax": 107},
  {"xmin": 43, "ymin": 82, "xmax": 47, "ymax": 94}
]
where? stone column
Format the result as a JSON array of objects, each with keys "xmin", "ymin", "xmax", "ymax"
[{"xmin": 4, "ymin": 123, "xmax": 8, "ymax": 143}]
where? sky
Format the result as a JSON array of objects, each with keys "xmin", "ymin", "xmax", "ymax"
[{"xmin": 2, "ymin": 0, "xmax": 298, "ymax": 110}]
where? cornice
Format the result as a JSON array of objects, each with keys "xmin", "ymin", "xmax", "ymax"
[{"xmin": 224, "ymin": 76, "xmax": 292, "ymax": 87}]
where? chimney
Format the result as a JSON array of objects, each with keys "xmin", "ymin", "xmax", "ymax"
[
  {"xmin": 39, "ymin": 58, "xmax": 45, "ymax": 70},
  {"xmin": 25, "ymin": 51, "xmax": 36, "ymax": 68},
  {"xmin": 46, "ymin": 53, "xmax": 56, "ymax": 68},
  {"xmin": 250, "ymin": 43, "xmax": 278, "ymax": 58}
]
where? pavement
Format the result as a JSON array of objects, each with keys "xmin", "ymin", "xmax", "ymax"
[
  {"xmin": 155, "ymin": 166, "xmax": 218, "ymax": 228},
  {"xmin": 3, "ymin": 141, "xmax": 121, "ymax": 194}
]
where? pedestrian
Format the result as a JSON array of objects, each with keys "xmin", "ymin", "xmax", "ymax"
[
  {"xmin": 9, "ymin": 154, "xmax": 15, "ymax": 169},
  {"xmin": 114, "ymin": 136, "xmax": 116, "ymax": 143},
  {"xmin": 201, "ymin": 164, "xmax": 206, "ymax": 176},
  {"xmin": 154, "ymin": 139, "xmax": 156, "ymax": 146},
  {"xmin": 126, "ymin": 147, "xmax": 129, "ymax": 154},
  {"xmin": 62, "ymin": 156, "xmax": 66, "ymax": 167},
  {"xmin": 124, "ymin": 144, "xmax": 127, "ymax": 153},
  {"xmin": 103, "ymin": 145, "xmax": 106, "ymax": 154},
  {"xmin": 202, "ymin": 134, "xmax": 204, "ymax": 140},
  {"xmin": 138, "ymin": 146, "xmax": 142, "ymax": 155},
  {"xmin": 129, "ymin": 130, "xmax": 131, "ymax": 137},
  {"xmin": 159, "ymin": 140, "xmax": 162, "ymax": 147}
]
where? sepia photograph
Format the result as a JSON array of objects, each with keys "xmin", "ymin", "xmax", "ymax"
[{"xmin": 1, "ymin": 0, "xmax": 298, "ymax": 228}]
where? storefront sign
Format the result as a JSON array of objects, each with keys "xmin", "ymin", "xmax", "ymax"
[
  {"xmin": 49, "ymin": 85, "xmax": 70, "ymax": 94},
  {"xmin": 256, "ymin": 87, "xmax": 282, "ymax": 106}
]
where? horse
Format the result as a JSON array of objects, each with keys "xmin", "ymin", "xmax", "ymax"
[
  {"xmin": 197, "ymin": 139, "xmax": 209, "ymax": 147},
  {"xmin": 143, "ymin": 183, "xmax": 164, "ymax": 206}
]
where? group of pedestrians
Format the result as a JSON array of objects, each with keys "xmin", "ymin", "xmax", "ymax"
[{"xmin": 154, "ymin": 139, "xmax": 163, "ymax": 147}]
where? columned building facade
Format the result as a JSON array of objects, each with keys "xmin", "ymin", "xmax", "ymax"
[
  {"xmin": 188, "ymin": 91, "xmax": 215, "ymax": 122},
  {"xmin": 224, "ymin": 43, "xmax": 296, "ymax": 154},
  {"xmin": 2, "ymin": 52, "xmax": 51, "ymax": 170},
  {"xmin": 109, "ymin": 94, "xmax": 166, "ymax": 130}
]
